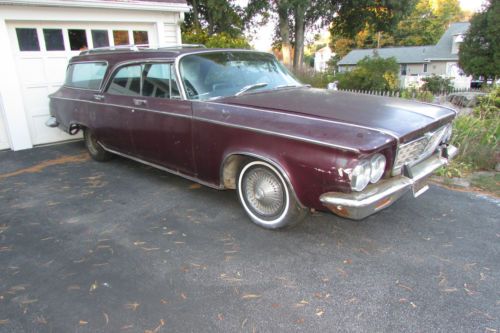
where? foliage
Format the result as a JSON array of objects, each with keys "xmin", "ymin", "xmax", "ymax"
[
  {"xmin": 329, "ymin": 0, "xmax": 463, "ymax": 62},
  {"xmin": 183, "ymin": 0, "xmax": 245, "ymax": 37},
  {"xmin": 459, "ymin": 0, "xmax": 500, "ymax": 79},
  {"xmin": 182, "ymin": 28, "xmax": 250, "ymax": 49},
  {"xmin": 448, "ymin": 87, "xmax": 500, "ymax": 171},
  {"xmin": 400, "ymin": 87, "xmax": 434, "ymax": 102},
  {"xmin": 291, "ymin": 67, "xmax": 333, "ymax": 88},
  {"xmin": 421, "ymin": 75, "xmax": 454, "ymax": 94},
  {"xmin": 335, "ymin": 56, "xmax": 400, "ymax": 91},
  {"xmin": 393, "ymin": 0, "xmax": 462, "ymax": 46}
]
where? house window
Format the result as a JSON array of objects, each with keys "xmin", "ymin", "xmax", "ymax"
[
  {"xmin": 400, "ymin": 64, "xmax": 407, "ymax": 76},
  {"xmin": 92, "ymin": 30, "xmax": 110, "ymax": 48},
  {"xmin": 113, "ymin": 30, "xmax": 129, "ymax": 46},
  {"xmin": 43, "ymin": 29, "xmax": 65, "ymax": 51},
  {"xmin": 16, "ymin": 28, "xmax": 40, "ymax": 51},
  {"xmin": 133, "ymin": 31, "xmax": 149, "ymax": 45},
  {"xmin": 68, "ymin": 29, "xmax": 88, "ymax": 51},
  {"xmin": 423, "ymin": 63, "xmax": 428, "ymax": 73}
]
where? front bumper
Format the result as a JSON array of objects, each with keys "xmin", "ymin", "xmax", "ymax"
[{"xmin": 320, "ymin": 145, "xmax": 458, "ymax": 220}]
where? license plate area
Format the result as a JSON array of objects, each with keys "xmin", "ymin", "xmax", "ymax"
[{"xmin": 412, "ymin": 177, "xmax": 430, "ymax": 197}]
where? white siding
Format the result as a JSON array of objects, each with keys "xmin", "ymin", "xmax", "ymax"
[{"xmin": 163, "ymin": 23, "xmax": 178, "ymax": 45}]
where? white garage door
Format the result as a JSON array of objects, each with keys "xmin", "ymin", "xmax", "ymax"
[{"xmin": 8, "ymin": 21, "xmax": 156, "ymax": 146}]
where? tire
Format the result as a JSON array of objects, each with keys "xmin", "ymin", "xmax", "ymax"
[
  {"xmin": 237, "ymin": 160, "xmax": 307, "ymax": 229},
  {"xmin": 83, "ymin": 128, "xmax": 112, "ymax": 162}
]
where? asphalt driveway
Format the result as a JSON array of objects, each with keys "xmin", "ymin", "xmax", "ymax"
[{"xmin": 0, "ymin": 141, "xmax": 499, "ymax": 332}]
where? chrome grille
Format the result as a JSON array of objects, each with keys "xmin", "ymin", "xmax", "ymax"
[{"xmin": 393, "ymin": 125, "xmax": 449, "ymax": 174}]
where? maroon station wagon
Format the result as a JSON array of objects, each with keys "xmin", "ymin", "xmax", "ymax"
[{"xmin": 47, "ymin": 46, "xmax": 458, "ymax": 229}]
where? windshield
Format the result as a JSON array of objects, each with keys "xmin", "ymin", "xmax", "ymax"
[{"xmin": 179, "ymin": 51, "xmax": 302, "ymax": 100}]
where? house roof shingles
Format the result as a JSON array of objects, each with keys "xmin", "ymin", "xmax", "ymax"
[{"xmin": 337, "ymin": 22, "xmax": 470, "ymax": 66}]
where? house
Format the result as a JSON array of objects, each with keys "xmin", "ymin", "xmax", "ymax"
[
  {"xmin": 337, "ymin": 22, "xmax": 471, "ymax": 89},
  {"xmin": 0, "ymin": 0, "xmax": 189, "ymax": 151},
  {"xmin": 314, "ymin": 46, "xmax": 334, "ymax": 72}
]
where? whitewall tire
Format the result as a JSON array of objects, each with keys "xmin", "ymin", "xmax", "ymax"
[{"xmin": 237, "ymin": 160, "xmax": 307, "ymax": 229}]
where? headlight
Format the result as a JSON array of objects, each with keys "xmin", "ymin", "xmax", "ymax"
[
  {"xmin": 351, "ymin": 160, "xmax": 371, "ymax": 192},
  {"xmin": 369, "ymin": 153, "xmax": 386, "ymax": 183}
]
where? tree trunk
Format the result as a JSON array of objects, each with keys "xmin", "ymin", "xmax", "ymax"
[
  {"xmin": 191, "ymin": 0, "xmax": 200, "ymax": 30},
  {"xmin": 293, "ymin": 3, "xmax": 306, "ymax": 69},
  {"xmin": 278, "ymin": 2, "xmax": 291, "ymax": 65}
]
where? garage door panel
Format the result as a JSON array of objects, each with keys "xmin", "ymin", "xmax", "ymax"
[
  {"xmin": 18, "ymin": 58, "xmax": 46, "ymax": 85},
  {"xmin": 23, "ymin": 87, "xmax": 50, "ymax": 115},
  {"xmin": 45, "ymin": 57, "xmax": 70, "ymax": 83}
]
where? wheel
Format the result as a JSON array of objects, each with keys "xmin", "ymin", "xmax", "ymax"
[
  {"xmin": 237, "ymin": 161, "xmax": 307, "ymax": 229},
  {"xmin": 83, "ymin": 128, "xmax": 112, "ymax": 162}
]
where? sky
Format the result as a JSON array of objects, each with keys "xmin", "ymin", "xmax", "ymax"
[{"xmin": 237, "ymin": 0, "xmax": 487, "ymax": 51}]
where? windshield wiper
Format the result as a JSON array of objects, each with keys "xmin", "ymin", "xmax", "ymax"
[{"xmin": 235, "ymin": 83, "xmax": 268, "ymax": 96}]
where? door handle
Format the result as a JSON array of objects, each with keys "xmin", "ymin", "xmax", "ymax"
[
  {"xmin": 133, "ymin": 99, "xmax": 147, "ymax": 106},
  {"xmin": 93, "ymin": 94, "xmax": 105, "ymax": 101}
]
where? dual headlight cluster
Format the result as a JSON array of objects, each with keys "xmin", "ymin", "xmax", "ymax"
[{"xmin": 350, "ymin": 153, "xmax": 387, "ymax": 192}]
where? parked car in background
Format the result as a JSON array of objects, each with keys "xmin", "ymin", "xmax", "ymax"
[{"xmin": 47, "ymin": 46, "xmax": 458, "ymax": 229}]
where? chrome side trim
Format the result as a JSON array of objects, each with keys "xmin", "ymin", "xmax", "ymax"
[
  {"xmin": 50, "ymin": 96, "xmax": 192, "ymax": 119},
  {"xmin": 99, "ymin": 143, "xmax": 223, "ymax": 190},
  {"xmin": 49, "ymin": 96, "xmax": 360, "ymax": 152},
  {"xmin": 196, "ymin": 117, "xmax": 360, "ymax": 152},
  {"xmin": 200, "ymin": 101, "xmax": 401, "ymax": 141}
]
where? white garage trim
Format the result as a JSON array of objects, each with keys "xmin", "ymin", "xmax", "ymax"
[{"xmin": 0, "ymin": 0, "xmax": 190, "ymax": 12}]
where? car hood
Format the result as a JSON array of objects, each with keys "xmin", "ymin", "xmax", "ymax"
[{"xmin": 219, "ymin": 88, "xmax": 456, "ymax": 143}]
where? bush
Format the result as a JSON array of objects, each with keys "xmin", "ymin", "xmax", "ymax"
[
  {"xmin": 335, "ymin": 56, "xmax": 400, "ymax": 91},
  {"xmin": 291, "ymin": 67, "xmax": 334, "ymax": 88},
  {"xmin": 421, "ymin": 75, "xmax": 453, "ymax": 94},
  {"xmin": 448, "ymin": 87, "xmax": 499, "ymax": 171},
  {"xmin": 400, "ymin": 87, "xmax": 435, "ymax": 103}
]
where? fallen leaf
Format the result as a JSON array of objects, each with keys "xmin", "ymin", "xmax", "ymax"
[
  {"xmin": 103, "ymin": 312, "xmax": 109, "ymax": 325},
  {"xmin": 218, "ymin": 313, "xmax": 224, "ymax": 321},
  {"xmin": 316, "ymin": 308, "xmax": 324, "ymax": 317},
  {"xmin": 242, "ymin": 294, "xmax": 261, "ymax": 299},
  {"xmin": 125, "ymin": 302, "xmax": 140, "ymax": 311},
  {"xmin": 295, "ymin": 318, "xmax": 305, "ymax": 324},
  {"xmin": 79, "ymin": 320, "xmax": 88, "ymax": 325},
  {"xmin": 0, "ymin": 320, "xmax": 10, "ymax": 325},
  {"xmin": 189, "ymin": 183, "xmax": 201, "ymax": 189},
  {"xmin": 89, "ymin": 281, "xmax": 98, "ymax": 292},
  {"xmin": 180, "ymin": 293, "xmax": 187, "ymax": 300}
]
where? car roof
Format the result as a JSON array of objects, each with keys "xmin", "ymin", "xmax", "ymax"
[{"xmin": 69, "ymin": 47, "xmax": 271, "ymax": 64}]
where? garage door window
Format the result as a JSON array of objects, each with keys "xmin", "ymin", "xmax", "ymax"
[
  {"xmin": 16, "ymin": 28, "xmax": 40, "ymax": 51},
  {"xmin": 92, "ymin": 30, "xmax": 110, "ymax": 48},
  {"xmin": 133, "ymin": 31, "xmax": 149, "ymax": 45},
  {"xmin": 68, "ymin": 29, "xmax": 88, "ymax": 51},
  {"xmin": 113, "ymin": 30, "xmax": 129, "ymax": 46},
  {"xmin": 43, "ymin": 29, "xmax": 65, "ymax": 51},
  {"xmin": 65, "ymin": 62, "xmax": 107, "ymax": 90}
]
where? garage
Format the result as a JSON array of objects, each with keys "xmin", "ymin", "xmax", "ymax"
[{"xmin": 0, "ymin": 0, "xmax": 189, "ymax": 151}]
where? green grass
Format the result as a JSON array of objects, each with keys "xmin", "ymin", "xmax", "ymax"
[{"xmin": 470, "ymin": 173, "xmax": 500, "ymax": 196}]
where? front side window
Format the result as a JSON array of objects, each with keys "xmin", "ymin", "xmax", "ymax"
[
  {"xmin": 179, "ymin": 51, "xmax": 301, "ymax": 100},
  {"xmin": 65, "ymin": 62, "xmax": 107, "ymax": 90},
  {"xmin": 108, "ymin": 65, "xmax": 142, "ymax": 96}
]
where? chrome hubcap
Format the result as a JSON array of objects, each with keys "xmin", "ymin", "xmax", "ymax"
[{"xmin": 243, "ymin": 167, "xmax": 284, "ymax": 217}]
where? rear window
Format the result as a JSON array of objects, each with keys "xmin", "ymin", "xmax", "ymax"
[{"xmin": 65, "ymin": 62, "xmax": 107, "ymax": 90}]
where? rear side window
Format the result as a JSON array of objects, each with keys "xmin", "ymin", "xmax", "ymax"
[
  {"xmin": 65, "ymin": 62, "xmax": 107, "ymax": 90},
  {"xmin": 107, "ymin": 65, "xmax": 142, "ymax": 96}
]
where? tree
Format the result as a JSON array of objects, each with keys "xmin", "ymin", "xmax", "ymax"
[
  {"xmin": 329, "ymin": 0, "xmax": 463, "ymax": 65},
  {"xmin": 183, "ymin": 0, "xmax": 245, "ymax": 37},
  {"xmin": 335, "ymin": 55, "xmax": 400, "ymax": 91},
  {"xmin": 459, "ymin": 0, "xmax": 500, "ymax": 79}
]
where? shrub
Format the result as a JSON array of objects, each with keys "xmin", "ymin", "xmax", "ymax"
[
  {"xmin": 401, "ymin": 87, "xmax": 434, "ymax": 103},
  {"xmin": 421, "ymin": 75, "xmax": 453, "ymax": 94},
  {"xmin": 335, "ymin": 56, "xmax": 400, "ymax": 91},
  {"xmin": 448, "ymin": 87, "xmax": 499, "ymax": 171},
  {"xmin": 291, "ymin": 67, "xmax": 334, "ymax": 88}
]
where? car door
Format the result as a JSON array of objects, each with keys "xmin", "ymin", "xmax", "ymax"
[
  {"xmin": 93, "ymin": 64, "xmax": 142, "ymax": 154},
  {"xmin": 128, "ymin": 62, "xmax": 195, "ymax": 175}
]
